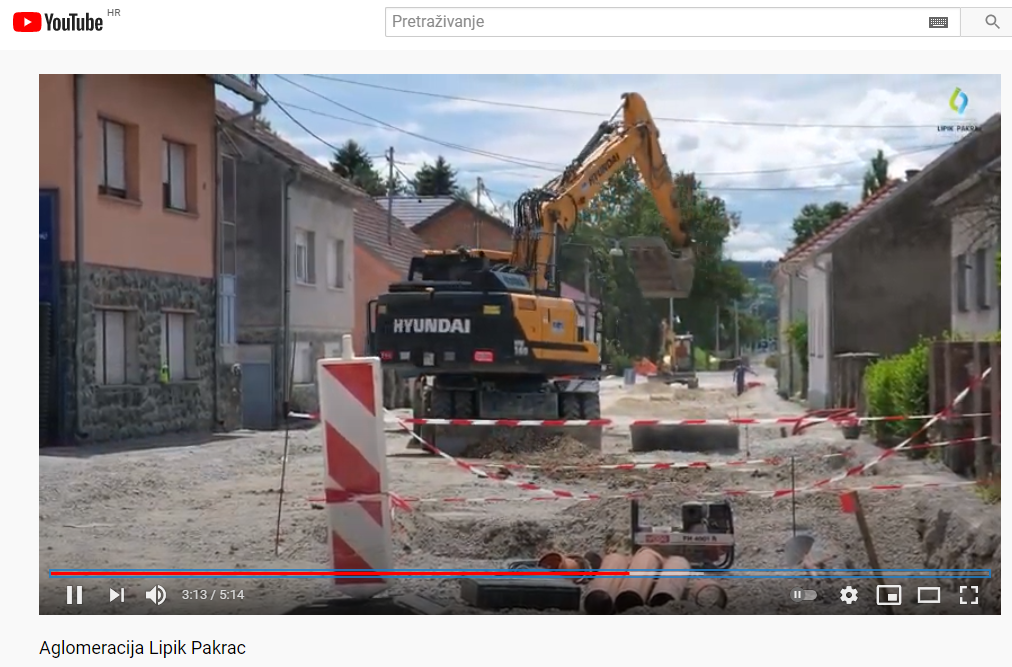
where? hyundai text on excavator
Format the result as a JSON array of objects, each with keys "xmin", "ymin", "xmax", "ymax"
[{"xmin": 368, "ymin": 93, "xmax": 723, "ymax": 456}]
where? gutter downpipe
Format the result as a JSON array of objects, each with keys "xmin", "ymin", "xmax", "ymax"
[
  {"xmin": 72, "ymin": 74, "xmax": 87, "ymax": 440},
  {"xmin": 281, "ymin": 168, "xmax": 299, "ymax": 424},
  {"xmin": 211, "ymin": 120, "xmax": 221, "ymax": 430}
]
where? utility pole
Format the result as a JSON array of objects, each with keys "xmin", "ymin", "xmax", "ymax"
[
  {"xmin": 583, "ymin": 254, "xmax": 593, "ymax": 341},
  {"xmin": 714, "ymin": 303, "xmax": 721, "ymax": 355},
  {"xmin": 385, "ymin": 147, "xmax": 394, "ymax": 244},
  {"xmin": 733, "ymin": 301, "xmax": 741, "ymax": 359},
  {"xmin": 668, "ymin": 297, "xmax": 675, "ymax": 332},
  {"xmin": 474, "ymin": 176, "xmax": 483, "ymax": 247}
]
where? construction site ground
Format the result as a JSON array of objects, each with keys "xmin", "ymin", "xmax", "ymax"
[{"xmin": 39, "ymin": 365, "xmax": 999, "ymax": 615}]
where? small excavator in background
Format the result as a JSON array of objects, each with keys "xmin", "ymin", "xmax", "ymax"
[
  {"xmin": 369, "ymin": 93, "xmax": 718, "ymax": 456},
  {"xmin": 649, "ymin": 319, "xmax": 700, "ymax": 389}
]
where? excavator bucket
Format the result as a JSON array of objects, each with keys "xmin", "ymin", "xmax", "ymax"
[{"xmin": 623, "ymin": 237, "xmax": 695, "ymax": 299}]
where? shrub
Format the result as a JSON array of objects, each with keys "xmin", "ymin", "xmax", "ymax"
[
  {"xmin": 765, "ymin": 353, "xmax": 779, "ymax": 369},
  {"xmin": 693, "ymin": 347, "xmax": 711, "ymax": 371},
  {"xmin": 786, "ymin": 321, "xmax": 808, "ymax": 371},
  {"xmin": 863, "ymin": 339, "xmax": 930, "ymax": 442}
]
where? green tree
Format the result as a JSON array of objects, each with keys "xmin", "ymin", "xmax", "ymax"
[
  {"xmin": 556, "ymin": 161, "xmax": 746, "ymax": 359},
  {"xmin": 383, "ymin": 172, "xmax": 410, "ymax": 196},
  {"xmin": 330, "ymin": 140, "xmax": 385, "ymax": 196},
  {"xmin": 413, "ymin": 156, "xmax": 459, "ymax": 196},
  {"xmin": 861, "ymin": 149, "xmax": 890, "ymax": 200},
  {"xmin": 790, "ymin": 200, "xmax": 850, "ymax": 246}
]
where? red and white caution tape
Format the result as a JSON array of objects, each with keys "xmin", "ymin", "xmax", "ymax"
[
  {"xmin": 807, "ymin": 367, "xmax": 992, "ymax": 490},
  {"xmin": 400, "ymin": 413, "xmax": 990, "ymax": 428},
  {"xmin": 469, "ymin": 436, "xmax": 989, "ymax": 473},
  {"xmin": 293, "ymin": 412, "xmax": 989, "ymax": 428},
  {"xmin": 402, "ymin": 418, "xmax": 612, "ymax": 427},
  {"xmin": 473, "ymin": 455, "xmax": 814, "ymax": 472},
  {"xmin": 309, "ymin": 479, "xmax": 979, "ymax": 506}
]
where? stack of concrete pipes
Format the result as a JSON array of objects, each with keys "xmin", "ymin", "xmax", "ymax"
[{"xmin": 538, "ymin": 549, "xmax": 728, "ymax": 615}]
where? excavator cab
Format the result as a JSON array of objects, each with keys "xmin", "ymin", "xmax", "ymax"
[{"xmin": 623, "ymin": 237, "xmax": 695, "ymax": 299}]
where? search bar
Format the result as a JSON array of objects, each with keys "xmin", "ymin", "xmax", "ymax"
[{"xmin": 385, "ymin": 7, "xmax": 963, "ymax": 37}]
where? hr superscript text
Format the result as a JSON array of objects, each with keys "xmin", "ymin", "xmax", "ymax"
[
  {"xmin": 39, "ymin": 640, "xmax": 246, "ymax": 658},
  {"xmin": 390, "ymin": 14, "xmax": 486, "ymax": 30}
]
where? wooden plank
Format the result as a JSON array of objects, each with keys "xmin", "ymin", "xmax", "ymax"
[
  {"xmin": 841, "ymin": 491, "xmax": 893, "ymax": 615},
  {"xmin": 991, "ymin": 343, "xmax": 1001, "ymax": 449}
]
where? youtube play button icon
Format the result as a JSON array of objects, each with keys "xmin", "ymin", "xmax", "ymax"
[{"xmin": 13, "ymin": 11, "xmax": 42, "ymax": 32}]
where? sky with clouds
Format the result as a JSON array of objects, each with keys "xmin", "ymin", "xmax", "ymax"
[{"xmin": 218, "ymin": 74, "xmax": 999, "ymax": 262}]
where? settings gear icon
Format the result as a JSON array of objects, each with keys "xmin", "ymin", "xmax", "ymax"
[{"xmin": 839, "ymin": 586, "xmax": 859, "ymax": 604}]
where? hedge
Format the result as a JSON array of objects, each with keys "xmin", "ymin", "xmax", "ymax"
[{"xmin": 863, "ymin": 339, "xmax": 930, "ymax": 442}]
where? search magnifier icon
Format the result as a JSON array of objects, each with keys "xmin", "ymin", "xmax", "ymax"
[{"xmin": 986, "ymin": 14, "xmax": 1000, "ymax": 28}]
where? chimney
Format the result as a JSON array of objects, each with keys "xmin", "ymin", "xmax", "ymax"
[{"xmin": 905, "ymin": 169, "xmax": 920, "ymax": 181}]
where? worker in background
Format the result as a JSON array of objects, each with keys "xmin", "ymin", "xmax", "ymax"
[{"xmin": 732, "ymin": 358, "xmax": 757, "ymax": 396}]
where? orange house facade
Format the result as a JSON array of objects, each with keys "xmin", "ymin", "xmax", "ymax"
[{"xmin": 39, "ymin": 74, "xmax": 263, "ymax": 443}]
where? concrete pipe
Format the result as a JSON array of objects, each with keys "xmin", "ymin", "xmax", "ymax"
[
  {"xmin": 688, "ymin": 578, "xmax": 729, "ymax": 609},
  {"xmin": 648, "ymin": 556, "xmax": 694, "ymax": 607},
  {"xmin": 629, "ymin": 424, "xmax": 740, "ymax": 454},
  {"xmin": 614, "ymin": 548, "xmax": 665, "ymax": 613},
  {"xmin": 583, "ymin": 554, "xmax": 630, "ymax": 615}
]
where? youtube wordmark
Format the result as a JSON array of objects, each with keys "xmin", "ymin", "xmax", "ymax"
[{"xmin": 44, "ymin": 12, "xmax": 104, "ymax": 31}]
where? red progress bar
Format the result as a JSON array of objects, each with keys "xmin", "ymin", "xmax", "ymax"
[{"xmin": 50, "ymin": 570, "xmax": 631, "ymax": 577}]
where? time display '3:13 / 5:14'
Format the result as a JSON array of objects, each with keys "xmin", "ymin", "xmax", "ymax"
[{"xmin": 181, "ymin": 589, "xmax": 245, "ymax": 601}]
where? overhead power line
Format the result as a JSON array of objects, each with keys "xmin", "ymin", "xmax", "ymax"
[
  {"xmin": 302, "ymin": 74, "xmax": 945, "ymax": 130},
  {"xmin": 269, "ymin": 93, "xmax": 952, "ymax": 182}
]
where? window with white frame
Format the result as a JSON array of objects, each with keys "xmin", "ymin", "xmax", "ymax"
[
  {"xmin": 292, "ymin": 342, "xmax": 314, "ymax": 384},
  {"xmin": 95, "ymin": 309, "xmax": 131, "ymax": 385},
  {"xmin": 98, "ymin": 118, "xmax": 127, "ymax": 198},
  {"xmin": 327, "ymin": 238, "xmax": 345, "ymax": 289},
  {"xmin": 162, "ymin": 139, "xmax": 188, "ymax": 211},
  {"xmin": 160, "ymin": 312, "xmax": 198, "ymax": 381},
  {"xmin": 295, "ymin": 229, "xmax": 316, "ymax": 284}
]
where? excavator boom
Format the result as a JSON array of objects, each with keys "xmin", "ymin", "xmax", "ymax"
[{"xmin": 511, "ymin": 92, "xmax": 695, "ymax": 299}]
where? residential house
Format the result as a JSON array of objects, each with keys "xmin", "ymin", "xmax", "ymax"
[
  {"xmin": 217, "ymin": 102, "xmax": 360, "ymax": 429},
  {"xmin": 775, "ymin": 114, "xmax": 1001, "ymax": 409},
  {"xmin": 39, "ymin": 74, "xmax": 263, "ymax": 444},
  {"xmin": 352, "ymin": 198, "xmax": 427, "ymax": 356},
  {"xmin": 378, "ymin": 195, "xmax": 514, "ymax": 251},
  {"xmin": 561, "ymin": 282, "xmax": 600, "ymax": 342},
  {"xmin": 933, "ymin": 156, "xmax": 1001, "ymax": 337}
]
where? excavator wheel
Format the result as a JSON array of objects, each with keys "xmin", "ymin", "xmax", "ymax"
[
  {"xmin": 580, "ymin": 393, "xmax": 602, "ymax": 420},
  {"xmin": 454, "ymin": 390, "xmax": 476, "ymax": 419},
  {"xmin": 560, "ymin": 393, "xmax": 582, "ymax": 420},
  {"xmin": 429, "ymin": 388, "xmax": 453, "ymax": 418}
]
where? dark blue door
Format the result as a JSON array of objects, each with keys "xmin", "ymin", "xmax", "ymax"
[
  {"xmin": 40, "ymin": 191, "xmax": 57, "ymax": 303},
  {"xmin": 39, "ymin": 190, "xmax": 59, "ymax": 444}
]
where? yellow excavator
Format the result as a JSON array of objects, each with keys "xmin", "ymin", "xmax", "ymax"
[{"xmin": 369, "ymin": 93, "xmax": 715, "ymax": 456}]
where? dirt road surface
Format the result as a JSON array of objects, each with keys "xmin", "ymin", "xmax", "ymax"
[{"xmin": 40, "ymin": 366, "xmax": 996, "ymax": 615}]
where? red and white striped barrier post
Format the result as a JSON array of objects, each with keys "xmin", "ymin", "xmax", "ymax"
[{"xmin": 318, "ymin": 335, "xmax": 392, "ymax": 599}]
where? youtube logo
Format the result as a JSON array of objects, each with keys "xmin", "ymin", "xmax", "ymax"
[{"xmin": 13, "ymin": 11, "xmax": 41, "ymax": 32}]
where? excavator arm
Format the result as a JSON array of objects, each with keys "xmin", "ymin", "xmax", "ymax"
[{"xmin": 511, "ymin": 92, "xmax": 696, "ymax": 298}]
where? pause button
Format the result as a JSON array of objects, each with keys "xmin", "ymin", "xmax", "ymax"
[
  {"xmin": 790, "ymin": 589, "xmax": 817, "ymax": 601},
  {"xmin": 66, "ymin": 585, "xmax": 83, "ymax": 605}
]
